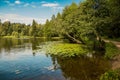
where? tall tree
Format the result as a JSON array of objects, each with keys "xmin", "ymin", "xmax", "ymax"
[{"xmin": 31, "ymin": 20, "xmax": 37, "ymax": 37}]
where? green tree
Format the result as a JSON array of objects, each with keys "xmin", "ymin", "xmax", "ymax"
[
  {"xmin": 31, "ymin": 20, "xmax": 37, "ymax": 37},
  {"xmin": 2, "ymin": 21, "xmax": 11, "ymax": 36}
]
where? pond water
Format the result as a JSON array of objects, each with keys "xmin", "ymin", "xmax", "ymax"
[{"xmin": 0, "ymin": 38, "xmax": 111, "ymax": 80}]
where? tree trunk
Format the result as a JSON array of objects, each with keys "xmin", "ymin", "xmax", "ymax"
[{"xmin": 65, "ymin": 33, "xmax": 84, "ymax": 44}]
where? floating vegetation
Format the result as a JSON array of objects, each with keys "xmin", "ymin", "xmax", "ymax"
[{"xmin": 44, "ymin": 41, "xmax": 88, "ymax": 57}]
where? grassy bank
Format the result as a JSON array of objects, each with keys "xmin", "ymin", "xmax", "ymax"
[{"xmin": 100, "ymin": 42, "xmax": 120, "ymax": 80}]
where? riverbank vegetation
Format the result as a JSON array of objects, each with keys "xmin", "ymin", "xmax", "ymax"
[
  {"xmin": 105, "ymin": 42, "xmax": 120, "ymax": 59},
  {"xmin": 100, "ymin": 69, "xmax": 120, "ymax": 80}
]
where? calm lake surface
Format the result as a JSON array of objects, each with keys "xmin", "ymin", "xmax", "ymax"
[{"xmin": 0, "ymin": 38, "xmax": 111, "ymax": 80}]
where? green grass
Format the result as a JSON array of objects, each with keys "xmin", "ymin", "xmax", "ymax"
[
  {"xmin": 105, "ymin": 42, "xmax": 120, "ymax": 59},
  {"xmin": 45, "ymin": 42, "xmax": 88, "ymax": 57}
]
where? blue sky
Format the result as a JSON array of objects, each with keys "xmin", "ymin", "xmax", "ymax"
[{"xmin": 0, "ymin": 0, "xmax": 81, "ymax": 24}]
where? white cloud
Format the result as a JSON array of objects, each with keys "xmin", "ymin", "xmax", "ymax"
[
  {"xmin": 15, "ymin": 0, "xmax": 21, "ymax": 4},
  {"xmin": 5, "ymin": 0, "xmax": 21, "ymax": 6},
  {"xmin": 42, "ymin": 3, "xmax": 59, "ymax": 7},
  {"xmin": 0, "ymin": 13, "xmax": 46, "ymax": 24},
  {"xmin": 41, "ymin": 2, "xmax": 63, "ymax": 11}
]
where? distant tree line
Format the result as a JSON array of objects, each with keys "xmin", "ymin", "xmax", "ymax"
[{"xmin": 0, "ymin": 19, "xmax": 43, "ymax": 37}]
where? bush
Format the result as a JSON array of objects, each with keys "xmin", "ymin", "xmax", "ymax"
[
  {"xmin": 105, "ymin": 42, "xmax": 120, "ymax": 59},
  {"xmin": 100, "ymin": 70, "xmax": 120, "ymax": 80}
]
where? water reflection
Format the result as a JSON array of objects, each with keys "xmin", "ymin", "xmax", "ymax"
[
  {"xmin": 50, "ymin": 55, "xmax": 111, "ymax": 80},
  {"xmin": 0, "ymin": 38, "xmax": 44, "ymax": 55},
  {"xmin": 0, "ymin": 38, "xmax": 45, "ymax": 60},
  {"xmin": 0, "ymin": 38, "xmax": 111, "ymax": 80}
]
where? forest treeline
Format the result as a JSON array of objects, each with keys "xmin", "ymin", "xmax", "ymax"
[{"xmin": 0, "ymin": 0, "xmax": 120, "ymax": 43}]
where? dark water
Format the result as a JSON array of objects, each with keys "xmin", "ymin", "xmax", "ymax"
[{"xmin": 0, "ymin": 38, "xmax": 111, "ymax": 80}]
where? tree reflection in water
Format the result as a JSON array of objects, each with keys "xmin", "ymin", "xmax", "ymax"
[{"xmin": 50, "ymin": 55, "xmax": 111, "ymax": 80}]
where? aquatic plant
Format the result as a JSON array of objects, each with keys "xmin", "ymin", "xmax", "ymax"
[{"xmin": 45, "ymin": 42, "xmax": 88, "ymax": 57}]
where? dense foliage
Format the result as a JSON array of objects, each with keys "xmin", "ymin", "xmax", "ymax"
[
  {"xmin": 105, "ymin": 42, "xmax": 120, "ymax": 59},
  {"xmin": 100, "ymin": 69, "xmax": 120, "ymax": 80},
  {"xmin": 42, "ymin": 0, "xmax": 120, "ymax": 42}
]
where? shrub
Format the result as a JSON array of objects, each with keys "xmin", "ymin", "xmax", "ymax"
[
  {"xmin": 100, "ymin": 70, "xmax": 120, "ymax": 80},
  {"xmin": 105, "ymin": 42, "xmax": 120, "ymax": 59}
]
